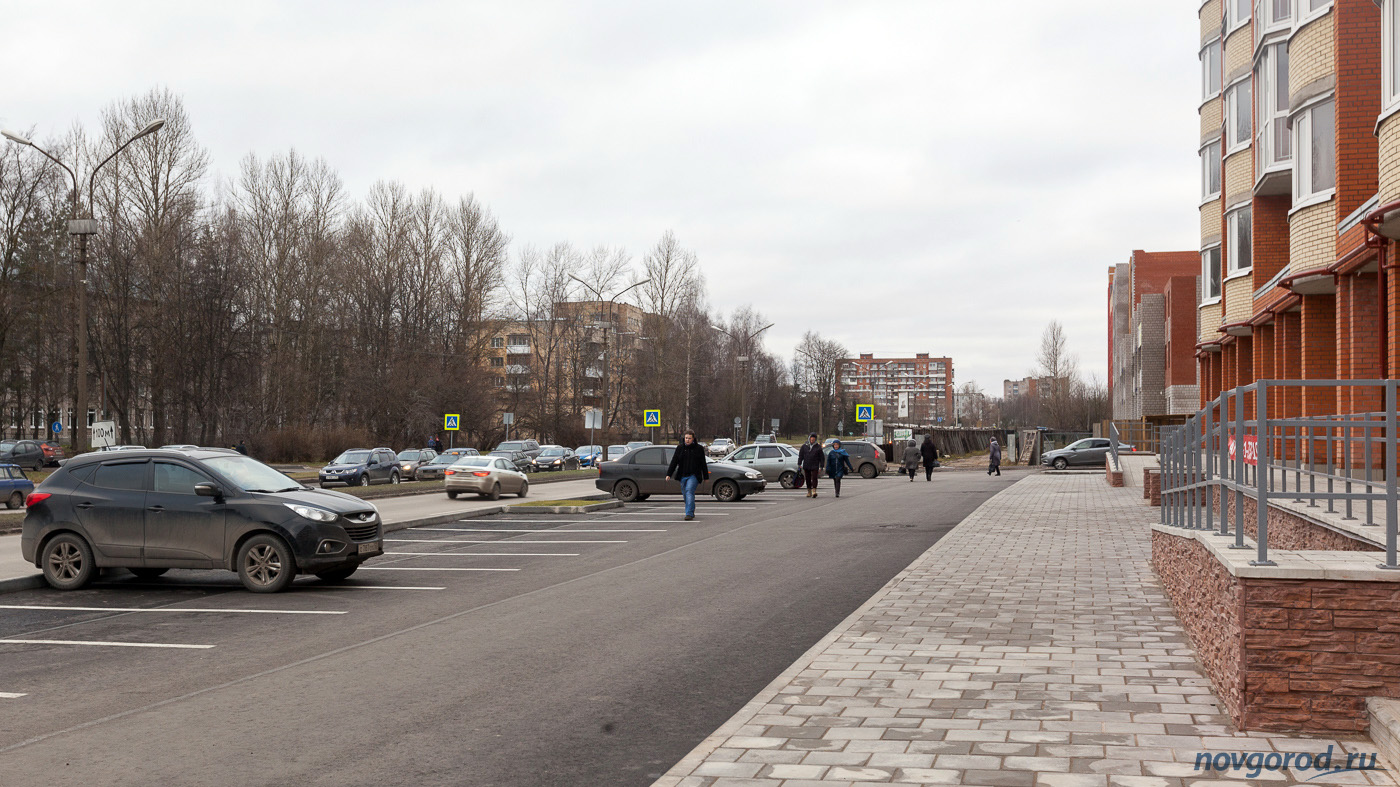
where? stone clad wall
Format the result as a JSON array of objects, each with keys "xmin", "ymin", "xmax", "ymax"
[{"xmin": 1150, "ymin": 531, "xmax": 1244, "ymax": 721}]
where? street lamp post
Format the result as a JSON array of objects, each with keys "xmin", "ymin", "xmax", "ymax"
[
  {"xmin": 567, "ymin": 275, "xmax": 650, "ymax": 461},
  {"xmin": 3, "ymin": 119, "xmax": 164, "ymax": 452},
  {"xmin": 717, "ymin": 323, "xmax": 774, "ymax": 443}
]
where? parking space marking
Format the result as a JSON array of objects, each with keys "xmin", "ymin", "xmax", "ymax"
[
  {"xmin": 415, "ymin": 527, "xmax": 666, "ymax": 532},
  {"xmin": 0, "ymin": 639, "xmax": 214, "ymax": 649},
  {"xmin": 386, "ymin": 539, "xmax": 627, "ymax": 544},
  {"xmin": 0, "ymin": 692, "xmax": 28, "ymax": 698},
  {"xmin": 357, "ymin": 566, "xmax": 520, "ymax": 572},
  {"xmin": 89, "ymin": 582, "xmax": 445, "ymax": 591},
  {"xmin": 0, "ymin": 605, "xmax": 346, "ymax": 616},
  {"xmin": 384, "ymin": 551, "xmax": 579, "ymax": 557},
  {"xmin": 294, "ymin": 585, "xmax": 446, "ymax": 591}
]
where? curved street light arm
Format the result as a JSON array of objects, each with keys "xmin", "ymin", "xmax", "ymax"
[
  {"xmin": 87, "ymin": 120, "xmax": 164, "ymax": 216},
  {"xmin": 4, "ymin": 135, "xmax": 80, "ymax": 215}
]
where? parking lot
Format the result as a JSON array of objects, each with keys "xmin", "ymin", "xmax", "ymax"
[{"xmin": 0, "ymin": 470, "xmax": 1024, "ymax": 786}]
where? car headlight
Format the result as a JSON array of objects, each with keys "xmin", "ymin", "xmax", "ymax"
[
  {"xmin": 284, "ymin": 503, "xmax": 338, "ymax": 523},
  {"xmin": 744, "ymin": 470, "xmax": 761, "ymax": 479}
]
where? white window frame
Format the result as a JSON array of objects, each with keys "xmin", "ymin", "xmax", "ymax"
[
  {"xmin": 1226, "ymin": 0, "xmax": 1252, "ymax": 34},
  {"xmin": 1201, "ymin": 139, "xmax": 1222, "ymax": 202},
  {"xmin": 1293, "ymin": 0, "xmax": 1332, "ymax": 33},
  {"xmin": 1384, "ymin": 0, "xmax": 1400, "ymax": 119},
  {"xmin": 1254, "ymin": 41, "xmax": 1290, "ymax": 176},
  {"xmin": 1225, "ymin": 77, "xmax": 1253, "ymax": 154},
  {"xmin": 1201, "ymin": 39, "xmax": 1222, "ymax": 102},
  {"xmin": 1292, "ymin": 96, "xmax": 1336, "ymax": 212},
  {"xmin": 1254, "ymin": 0, "xmax": 1292, "ymax": 48},
  {"xmin": 1202, "ymin": 245, "xmax": 1223, "ymax": 304},
  {"xmin": 1226, "ymin": 205, "xmax": 1252, "ymax": 278}
]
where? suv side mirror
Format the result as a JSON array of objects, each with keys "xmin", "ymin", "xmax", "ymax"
[{"xmin": 194, "ymin": 482, "xmax": 224, "ymax": 501}]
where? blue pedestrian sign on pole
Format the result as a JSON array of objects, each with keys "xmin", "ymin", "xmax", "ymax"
[
  {"xmin": 444, "ymin": 414, "xmax": 460, "ymax": 431},
  {"xmin": 643, "ymin": 410, "xmax": 661, "ymax": 428},
  {"xmin": 51, "ymin": 421, "xmax": 63, "ymax": 435},
  {"xmin": 855, "ymin": 405, "xmax": 874, "ymax": 423}
]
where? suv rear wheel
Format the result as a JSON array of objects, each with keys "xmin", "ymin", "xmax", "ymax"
[
  {"xmin": 237, "ymin": 534, "xmax": 297, "ymax": 593},
  {"xmin": 41, "ymin": 533, "xmax": 95, "ymax": 591},
  {"xmin": 859, "ymin": 463, "xmax": 877, "ymax": 479}
]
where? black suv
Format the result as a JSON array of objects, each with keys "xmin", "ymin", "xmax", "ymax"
[
  {"xmin": 0, "ymin": 439, "xmax": 45, "ymax": 472},
  {"xmin": 21, "ymin": 449, "xmax": 383, "ymax": 593},
  {"xmin": 318, "ymin": 447, "xmax": 401, "ymax": 487}
]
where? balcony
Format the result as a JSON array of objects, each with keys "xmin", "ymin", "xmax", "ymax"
[
  {"xmin": 506, "ymin": 344, "xmax": 531, "ymax": 355},
  {"xmin": 506, "ymin": 364, "xmax": 530, "ymax": 375},
  {"xmin": 585, "ymin": 367, "xmax": 603, "ymax": 378}
]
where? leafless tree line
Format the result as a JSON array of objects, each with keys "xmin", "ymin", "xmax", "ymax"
[{"xmin": 0, "ymin": 89, "xmax": 854, "ymax": 458}]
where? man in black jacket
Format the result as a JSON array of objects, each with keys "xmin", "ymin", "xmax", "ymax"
[
  {"xmin": 920, "ymin": 435, "xmax": 939, "ymax": 481},
  {"xmin": 666, "ymin": 430, "xmax": 710, "ymax": 520},
  {"xmin": 797, "ymin": 433, "xmax": 825, "ymax": 498}
]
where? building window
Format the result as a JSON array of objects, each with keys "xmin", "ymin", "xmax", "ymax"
[
  {"xmin": 491, "ymin": 337, "xmax": 503, "ymax": 348},
  {"xmin": 1226, "ymin": 0, "xmax": 1251, "ymax": 32},
  {"xmin": 1292, "ymin": 97, "xmax": 1336, "ymax": 209},
  {"xmin": 1385, "ymin": 0, "xmax": 1400, "ymax": 112},
  {"xmin": 1297, "ymin": 0, "xmax": 1331, "ymax": 26},
  {"xmin": 1254, "ymin": 0, "xmax": 1291, "ymax": 46},
  {"xmin": 490, "ymin": 356, "xmax": 504, "ymax": 367},
  {"xmin": 507, "ymin": 334, "xmax": 530, "ymax": 347},
  {"xmin": 1227, "ymin": 206, "xmax": 1252, "ymax": 276},
  {"xmin": 1202, "ymin": 246, "xmax": 1222, "ymax": 302},
  {"xmin": 1201, "ymin": 140, "xmax": 1222, "ymax": 200},
  {"xmin": 1201, "ymin": 39, "xmax": 1222, "ymax": 101},
  {"xmin": 1255, "ymin": 42, "xmax": 1290, "ymax": 174},
  {"xmin": 1225, "ymin": 79, "xmax": 1253, "ymax": 153}
]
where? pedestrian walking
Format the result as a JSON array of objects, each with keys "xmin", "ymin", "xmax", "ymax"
[
  {"xmin": 988, "ymin": 436, "xmax": 1002, "ymax": 476},
  {"xmin": 797, "ymin": 433, "xmax": 825, "ymax": 497},
  {"xmin": 920, "ymin": 434, "xmax": 939, "ymax": 481},
  {"xmin": 431, "ymin": 436, "xmax": 444, "ymax": 453},
  {"xmin": 235, "ymin": 440, "xmax": 248, "ymax": 456},
  {"xmin": 825, "ymin": 440, "xmax": 855, "ymax": 498},
  {"xmin": 665, "ymin": 429, "xmax": 710, "ymax": 521},
  {"xmin": 902, "ymin": 440, "xmax": 920, "ymax": 482}
]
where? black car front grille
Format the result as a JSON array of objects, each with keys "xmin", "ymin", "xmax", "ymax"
[{"xmin": 341, "ymin": 514, "xmax": 380, "ymax": 542}]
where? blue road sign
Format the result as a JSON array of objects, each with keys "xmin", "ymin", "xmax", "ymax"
[
  {"xmin": 51, "ymin": 421, "xmax": 63, "ymax": 434},
  {"xmin": 855, "ymin": 405, "xmax": 873, "ymax": 423},
  {"xmin": 643, "ymin": 410, "xmax": 661, "ymax": 427},
  {"xmin": 444, "ymin": 414, "xmax": 460, "ymax": 431}
]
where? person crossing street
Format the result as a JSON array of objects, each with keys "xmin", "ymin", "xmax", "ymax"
[
  {"xmin": 825, "ymin": 440, "xmax": 855, "ymax": 498},
  {"xmin": 797, "ymin": 433, "xmax": 825, "ymax": 498},
  {"xmin": 902, "ymin": 440, "xmax": 920, "ymax": 482},
  {"xmin": 665, "ymin": 429, "xmax": 710, "ymax": 520},
  {"xmin": 920, "ymin": 435, "xmax": 939, "ymax": 481}
]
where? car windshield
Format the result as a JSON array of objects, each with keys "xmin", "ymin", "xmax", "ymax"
[
  {"xmin": 540, "ymin": 448, "xmax": 566, "ymax": 457},
  {"xmin": 397, "ymin": 450, "xmax": 422, "ymax": 460},
  {"xmin": 489, "ymin": 451, "xmax": 513, "ymax": 458},
  {"xmin": 453, "ymin": 457, "xmax": 492, "ymax": 467},
  {"xmin": 497, "ymin": 442, "xmax": 524, "ymax": 451},
  {"xmin": 607, "ymin": 445, "xmax": 628, "ymax": 455},
  {"xmin": 576, "ymin": 446, "xmax": 599, "ymax": 454},
  {"xmin": 333, "ymin": 450, "xmax": 371, "ymax": 464},
  {"xmin": 204, "ymin": 455, "xmax": 302, "ymax": 493},
  {"xmin": 1067, "ymin": 440, "xmax": 1091, "ymax": 451},
  {"xmin": 425, "ymin": 455, "xmax": 455, "ymax": 465}
]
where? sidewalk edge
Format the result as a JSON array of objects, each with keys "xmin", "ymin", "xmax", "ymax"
[{"xmin": 652, "ymin": 475, "xmax": 1033, "ymax": 786}]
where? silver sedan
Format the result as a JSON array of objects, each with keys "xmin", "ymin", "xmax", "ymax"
[
  {"xmin": 722, "ymin": 443, "xmax": 802, "ymax": 489},
  {"xmin": 444, "ymin": 456, "xmax": 529, "ymax": 500}
]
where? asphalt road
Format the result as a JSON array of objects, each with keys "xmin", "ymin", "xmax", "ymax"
[{"xmin": 0, "ymin": 467, "xmax": 1026, "ymax": 786}]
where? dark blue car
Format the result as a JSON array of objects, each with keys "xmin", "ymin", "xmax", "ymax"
[{"xmin": 1, "ymin": 463, "xmax": 35, "ymax": 509}]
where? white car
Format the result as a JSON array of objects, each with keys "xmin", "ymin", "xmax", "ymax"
[{"xmin": 707, "ymin": 438, "xmax": 734, "ymax": 457}]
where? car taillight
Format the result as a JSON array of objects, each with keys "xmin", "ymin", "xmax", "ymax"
[
  {"xmin": 444, "ymin": 470, "xmax": 456, "ymax": 476},
  {"xmin": 25, "ymin": 492, "xmax": 51, "ymax": 507},
  {"xmin": 471, "ymin": 471, "xmax": 490, "ymax": 477}
]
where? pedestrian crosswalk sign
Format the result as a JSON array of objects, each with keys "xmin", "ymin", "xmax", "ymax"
[
  {"xmin": 444, "ymin": 414, "xmax": 460, "ymax": 431},
  {"xmin": 643, "ymin": 410, "xmax": 661, "ymax": 427},
  {"xmin": 856, "ymin": 405, "xmax": 873, "ymax": 423}
]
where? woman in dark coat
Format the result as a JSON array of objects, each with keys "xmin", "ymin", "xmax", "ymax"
[
  {"xmin": 988, "ymin": 437, "xmax": 1002, "ymax": 476},
  {"xmin": 902, "ymin": 440, "xmax": 920, "ymax": 482},
  {"xmin": 825, "ymin": 440, "xmax": 855, "ymax": 499},
  {"xmin": 919, "ymin": 435, "xmax": 939, "ymax": 481}
]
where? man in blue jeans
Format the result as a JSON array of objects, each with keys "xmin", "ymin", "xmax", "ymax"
[{"xmin": 665, "ymin": 429, "xmax": 710, "ymax": 521}]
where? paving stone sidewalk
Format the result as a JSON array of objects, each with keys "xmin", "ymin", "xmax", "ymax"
[{"xmin": 654, "ymin": 473, "xmax": 1396, "ymax": 787}]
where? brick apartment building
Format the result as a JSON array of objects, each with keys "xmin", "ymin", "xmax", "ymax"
[
  {"xmin": 1107, "ymin": 250, "xmax": 1201, "ymax": 419},
  {"xmin": 1191, "ymin": 0, "xmax": 1400, "ymax": 415},
  {"xmin": 839, "ymin": 353, "xmax": 954, "ymax": 424},
  {"xmin": 1003, "ymin": 376, "xmax": 1042, "ymax": 400}
]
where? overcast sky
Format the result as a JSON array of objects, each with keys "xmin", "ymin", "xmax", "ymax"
[{"xmin": 3, "ymin": 1, "xmax": 1199, "ymax": 393}]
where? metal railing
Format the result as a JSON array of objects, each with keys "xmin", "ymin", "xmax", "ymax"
[
  {"xmin": 1109, "ymin": 423, "xmax": 1122, "ymax": 470},
  {"xmin": 1158, "ymin": 379, "xmax": 1399, "ymax": 570}
]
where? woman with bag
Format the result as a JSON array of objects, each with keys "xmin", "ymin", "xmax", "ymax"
[{"xmin": 902, "ymin": 440, "xmax": 920, "ymax": 482}]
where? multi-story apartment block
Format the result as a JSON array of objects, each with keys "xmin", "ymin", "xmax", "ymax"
[
  {"xmin": 1108, "ymin": 250, "xmax": 1200, "ymax": 419},
  {"xmin": 1195, "ymin": 0, "xmax": 1393, "ymax": 417},
  {"xmin": 839, "ymin": 353, "xmax": 954, "ymax": 424},
  {"xmin": 1003, "ymin": 377, "xmax": 1043, "ymax": 400}
]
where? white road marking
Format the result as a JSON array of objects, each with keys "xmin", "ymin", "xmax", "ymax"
[
  {"xmin": 416, "ymin": 526, "xmax": 666, "ymax": 532},
  {"xmin": 0, "ymin": 639, "xmax": 213, "ymax": 649},
  {"xmin": 357, "ymin": 567, "xmax": 519, "ymax": 572},
  {"xmin": 384, "ymin": 551, "xmax": 579, "ymax": 557},
  {"xmin": 296, "ymin": 585, "xmax": 445, "ymax": 591},
  {"xmin": 0, "ymin": 692, "xmax": 28, "ymax": 698},
  {"xmin": 90, "ymin": 582, "xmax": 444, "ymax": 591},
  {"xmin": 386, "ymin": 539, "xmax": 627, "ymax": 544},
  {"xmin": 0, "ymin": 605, "xmax": 345, "ymax": 615}
]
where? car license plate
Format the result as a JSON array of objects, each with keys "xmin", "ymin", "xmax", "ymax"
[{"xmin": 358, "ymin": 541, "xmax": 379, "ymax": 554}]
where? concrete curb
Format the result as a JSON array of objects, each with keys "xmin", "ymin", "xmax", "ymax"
[
  {"xmin": 652, "ymin": 474, "xmax": 1036, "ymax": 785},
  {"xmin": 0, "ymin": 574, "xmax": 44, "ymax": 594}
]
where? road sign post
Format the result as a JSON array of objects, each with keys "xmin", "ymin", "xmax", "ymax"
[
  {"xmin": 503, "ymin": 412, "xmax": 514, "ymax": 441},
  {"xmin": 90, "ymin": 420, "xmax": 117, "ymax": 449},
  {"xmin": 585, "ymin": 409, "xmax": 602, "ymax": 456},
  {"xmin": 644, "ymin": 410, "xmax": 660, "ymax": 444},
  {"xmin": 856, "ymin": 405, "xmax": 873, "ymax": 423},
  {"xmin": 51, "ymin": 421, "xmax": 63, "ymax": 436}
]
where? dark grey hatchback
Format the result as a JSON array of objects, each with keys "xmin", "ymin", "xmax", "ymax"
[{"xmin": 21, "ymin": 449, "xmax": 383, "ymax": 593}]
